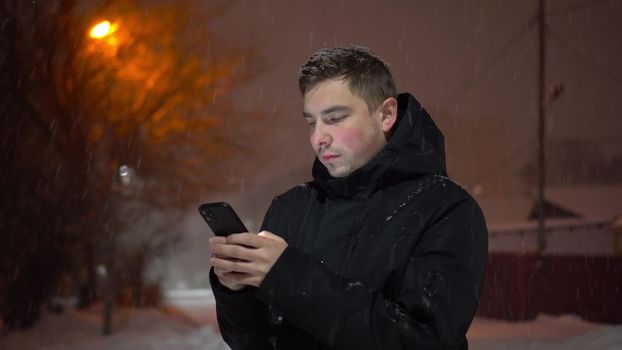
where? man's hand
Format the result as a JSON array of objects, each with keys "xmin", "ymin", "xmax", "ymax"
[
  {"xmin": 209, "ymin": 231, "xmax": 287, "ymax": 290},
  {"xmin": 209, "ymin": 236, "xmax": 247, "ymax": 291}
]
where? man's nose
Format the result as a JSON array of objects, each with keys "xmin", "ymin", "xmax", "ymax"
[{"xmin": 311, "ymin": 124, "xmax": 332, "ymax": 149}]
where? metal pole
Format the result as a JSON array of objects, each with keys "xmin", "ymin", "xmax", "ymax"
[
  {"xmin": 537, "ymin": 0, "xmax": 547, "ymax": 253},
  {"xmin": 102, "ymin": 165, "xmax": 131, "ymax": 336},
  {"xmin": 103, "ymin": 275, "xmax": 113, "ymax": 335}
]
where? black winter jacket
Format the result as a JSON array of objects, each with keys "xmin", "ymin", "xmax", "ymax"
[{"xmin": 210, "ymin": 93, "xmax": 488, "ymax": 350}]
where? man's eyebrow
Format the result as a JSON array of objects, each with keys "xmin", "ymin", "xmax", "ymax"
[
  {"xmin": 321, "ymin": 105, "xmax": 351, "ymax": 115},
  {"xmin": 303, "ymin": 105, "xmax": 351, "ymax": 118}
]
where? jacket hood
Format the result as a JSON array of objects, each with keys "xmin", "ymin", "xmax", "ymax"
[{"xmin": 312, "ymin": 93, "xmax": 447, "ymax": 199}]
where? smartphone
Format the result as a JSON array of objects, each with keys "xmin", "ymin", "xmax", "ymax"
[{"xmin": 198, "ymin": 202, "xmax": 248, "ymax": 236}]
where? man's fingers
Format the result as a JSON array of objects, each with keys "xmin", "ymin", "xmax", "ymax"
[
  {"xmin": 211, "ymin": 256, "xmax": 258, "ymax": 274},
  {"xmin": 214, "ymin": 267, "xmax": 243, "ymax": 277},
  {"xmin": 226, "ymin": 232, "xmax": 263, "ymax": 248},
  {"xmin": 209, "ymin": 236, "xmax": 227, "ymax": 245},
  {"xmin": 211, "ymin": 231, "xmax": 286, "ymax": 289},
  {"xmin": 211, "ymin": 243, "xmax": 256, "ymax": 261},
  {"xmin": 208, "ymin": 237, "xmax": 227, "ymax": 257},
  {"xmin": 257, "ymin": 230, "xmax": 279, "ymax": 239}
]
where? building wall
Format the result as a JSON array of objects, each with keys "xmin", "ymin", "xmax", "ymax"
[{"xmin": 478, "ymin": 253, "xmax": 622, "ymax": 323}]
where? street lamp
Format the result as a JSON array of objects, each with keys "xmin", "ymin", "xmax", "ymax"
[
  {"xmin": 89, "ymin": 20, "xmax": 118, "ymax": 39},
  {"xmin": 118, "ymin": 165, "xmax": 133, "ymax": 187},
  {"xmin": 88, "ymin": 20, "xmax": 120, "ymax": 53}
]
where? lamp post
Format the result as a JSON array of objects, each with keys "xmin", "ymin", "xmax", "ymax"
[
  {"xmin": 86, "ymin": 21, "xmax": 129, "ymax": 335},
  {"xmin": 101, "ymin": 164, "xmax": 134, "ymax": 336},
  {"xmin": 536, "ymin": 0, "xmax": 547, "ymax": 254}
]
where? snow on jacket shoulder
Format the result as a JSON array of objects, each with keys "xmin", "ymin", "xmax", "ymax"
[{"xmin": 211, "ymin": 93, "xmax": 488, "ymax": 350}]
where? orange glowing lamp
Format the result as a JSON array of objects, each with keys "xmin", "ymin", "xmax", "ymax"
[{"xmin": 89, "ymin": 20, "xmax": 117, "ymax": 39}]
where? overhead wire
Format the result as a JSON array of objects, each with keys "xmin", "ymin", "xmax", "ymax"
[
  {"xmin": 450, "ymin": 17, "xmax": 536, "ymax": 103},
  {"xmin": 449, "ymin": 17, "xmax": 537, "ymax": 186},
  {"xmin": 448, "ymin": 3, "xmax": 620, "ymax": 187},
  {"xmin": 468, "ymin": 135, "xmax": 622, "ymax": 189},
  {"xmin": 547, "ymin": 28, "xmax": 622, "ymax": 88},
  {"xmin": 546, "ymin": 0, "xmax": 620, "ymax": 16},
  {"xmin": 468, "ymin": 136, "xmax": 536, "ymax": 188}
]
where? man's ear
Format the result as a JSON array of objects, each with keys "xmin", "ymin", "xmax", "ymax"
[{"xmin": 380, "ymin": 97, "xmax": 398, "ymax": 134}]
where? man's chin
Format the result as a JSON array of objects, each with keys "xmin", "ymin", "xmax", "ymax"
[{"xmin": 326, "ymin": 166, "xmax": 352, "ymax": 178}]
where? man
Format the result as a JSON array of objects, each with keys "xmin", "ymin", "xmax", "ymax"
[{"xmin": 209, "ymin": 46, "xmax": 488, "ymax": 350}]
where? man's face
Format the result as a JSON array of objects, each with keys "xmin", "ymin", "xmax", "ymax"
[{"xmin": 303, "ymin": 78, "xmax": 387, "ymax": 178}]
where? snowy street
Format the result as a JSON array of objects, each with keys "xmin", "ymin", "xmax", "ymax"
[{"xmin": 1, "ymin": 292, "xmax": 621, "ymax": 350}]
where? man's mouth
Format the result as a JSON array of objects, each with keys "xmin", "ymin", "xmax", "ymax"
[{"xmin": 321, "ymin": 154, "xmax": 339, "ymax": 162}]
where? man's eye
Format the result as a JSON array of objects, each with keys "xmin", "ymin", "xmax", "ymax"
[{"xmin": 330, "ymin": 115, "xmax": 346, "ymax": 123}]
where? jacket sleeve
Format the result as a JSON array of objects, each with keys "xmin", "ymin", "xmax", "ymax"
[
  {"xmin": 209, "ymin": 271, "xmax": 271, "ymax": 350},
  {"xmin": 209, "ymin": 200, "xmax": 283, "ymax": 350},
  {"xmin": 254, "ymin": 198, "xmax": 488, "ymax": 350}
]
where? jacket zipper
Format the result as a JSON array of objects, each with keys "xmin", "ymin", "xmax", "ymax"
[{"xmin": 339, "ymin": 201, "xmax": 368, "ymax": 275}]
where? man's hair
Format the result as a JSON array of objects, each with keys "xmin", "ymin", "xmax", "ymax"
[{"xmin": 298, "ymin": 46, "xmax": 397, "ymax": 112}]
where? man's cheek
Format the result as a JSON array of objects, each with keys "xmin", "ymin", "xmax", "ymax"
[{"xmin": 337, "ymin": 128, "xmax": 366, "ymax": 151}]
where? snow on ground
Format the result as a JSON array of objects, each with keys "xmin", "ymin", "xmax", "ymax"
[
  {"xmin": 1, "ymin": 299, "xmax": 621, "ymax": 350},
  {"xmin": 469, "ymin": 314, "xmax": 622, "ymax": 350},
  {"xmin": 0, "ymin": 303, "xmax": 229, "ymax": 350}
]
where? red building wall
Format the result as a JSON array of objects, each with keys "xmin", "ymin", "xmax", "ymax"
[{"xmin": 478, "ymin": 253, "xmax": 622, "ymax": 323}]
